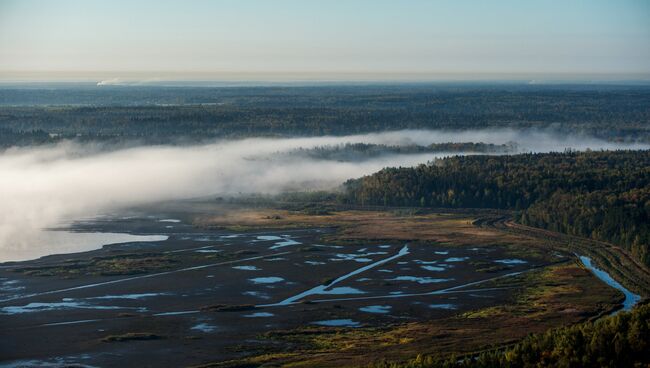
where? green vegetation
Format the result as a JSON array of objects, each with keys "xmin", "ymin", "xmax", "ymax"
[
  {"xmin": 2, "ymin": 85, "xmax": 650, "ymax": 147},
  {"xmin": 343, "ymin": 150, "xmax": 650, "ymax": 267},
  {"xmin": 280, "ymin": 142, "xmax": 516, "ymax": 161},
  {"xmin": 0, "ymin": 128, "xmax": 57, "ymax": 146},
  {"xmin": 373, "ymin": 303, "xmax": 650, "ymax": 368},
  {"xmin": 521, "ymin": 188, "xmax": 650, "ymax": 267}
]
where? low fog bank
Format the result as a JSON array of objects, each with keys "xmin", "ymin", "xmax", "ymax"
[{"xmin": 1, "ymin": 129, "xmax": 648, "ymax": 261}]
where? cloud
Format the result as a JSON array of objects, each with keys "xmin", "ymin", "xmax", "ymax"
[
  {"xmin": 96, "ymin": 78, "xmax": 126, "ymax": 86},
  {"xmin": 96, "ymin": 77, "xmax": 163, "ymax": 86},
  {"xmin": 0, "ymin": 129, "xmax": 647, "ymax": 261}
]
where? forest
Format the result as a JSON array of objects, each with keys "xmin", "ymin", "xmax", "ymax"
[
  {"xmin": 342, "ymin": 150, "xmax": 650, "ymax": 267},
  {"xmin": 376, "ymin": 302, "xmax": 650, "ymax": 368},
  {"xmin": 1, "ymin": 84, "xmax": 650, "ymax": 148},
  {"xmin": 279, "ymin": 142, "xmax": 515, "ymax": 161}
]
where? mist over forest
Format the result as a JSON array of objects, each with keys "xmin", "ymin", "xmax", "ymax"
[
  {"xmin": 1, "ymin": 84, "xmax": 649, "ymax": 367},
  {"xmin": 1, "ymin": 123, "xmax": 648, "ymax": 261},
  {"xmin": 2, "ymin": 85, "xmax": 650, "ymax": 260}
]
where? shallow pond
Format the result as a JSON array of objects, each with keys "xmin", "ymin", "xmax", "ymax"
[
  {"xmin": 389, "ymin": 276, "xmax": 452, "ymax": 284},
  {"xmin": 249, "ymin": 277, "xmax": 285, "ymax": 284},
  {"xmin": 312, "ymin": 319, "xmax": 360, "ymax": 327},
  {"xmin": 429, "ymin": 303, "xmax": 457, "ymax": 310},
  {"xmin": 191, "ymin": 323, "xmax": 217, "ymax": 333},
  {"xmin": 244, "ymin": 312, "xmax": 274, "ymax": 318},
  {"xmin": 232, "ymin": 266, "xmax": 260, "ymax": 271},
  {"xmin": 359, "ymin": 305, "xmax": 391, "ymax": 314},
  {"xmin": 1, "ymin": 301, "xmax": 144, "ymax": 315},
  {"xmin": 494, "ymin": 259, "xmax": 527, "ymax": 264}
]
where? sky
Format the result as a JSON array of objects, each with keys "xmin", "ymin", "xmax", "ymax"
[{"xmin": 0, "ymin": 0, "xmax": 649, "ymax": 81}]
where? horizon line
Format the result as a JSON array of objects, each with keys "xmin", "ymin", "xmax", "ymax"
[{"xmin": 1, "ymin": 71, "xmax": 650, "ymax": 83}]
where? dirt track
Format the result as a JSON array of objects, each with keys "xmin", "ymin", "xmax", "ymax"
[{"xmin": 474, "ymin": 214, "xmax": 650, "ymax": 296}]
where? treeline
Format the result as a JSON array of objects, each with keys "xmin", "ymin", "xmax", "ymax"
[
  {"xmin": 0, "ymin": 128, "xmax": 76, "ymax": 147},
  {"xmin": 522, "ymin": 188, "xmax": 650, "ymax": 266},
  {"xmin": 2, "ymin": 85, "xmax": 650, "ymax": 147},
  {"xmin": 373, "ymin": 303, "xmax": 650, "ymax": 368},
  {"xmin": 342, "ymin": 150, "xmax": 650, "ymax": 266},
  {"xmin": 282, "ymin": 142, "xmax": 515, "ymax": 162}
]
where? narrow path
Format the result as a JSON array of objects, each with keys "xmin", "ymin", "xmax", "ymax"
[{"xmin": 473, "ymin": 214, "xmax": 650, "ymax": 296}]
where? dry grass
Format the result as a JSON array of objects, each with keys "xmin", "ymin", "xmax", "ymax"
[
  {"xmin": 197, "ymin": 263, "xmax": 619, "ymax": 367},
  {"xmin": 197, "ymin": 209, "xmax": 528, "ymax": 248},
  {"xmin": 191, "ymin": 207, "xmax": 623, "ymax": 367}
]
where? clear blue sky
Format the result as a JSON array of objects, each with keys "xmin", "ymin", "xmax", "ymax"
[{"xmin": 0, "ymin": 0, "xmax": 649, "ymax": 80}]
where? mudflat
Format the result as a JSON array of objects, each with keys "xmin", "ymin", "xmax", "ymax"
[{"xmin": 0, "ymin": 202, "xmax": 622, "ymax": 367}]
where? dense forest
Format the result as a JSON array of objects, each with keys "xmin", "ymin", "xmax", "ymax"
[
  {"xmin": 1, "ymin": 84, "xmax": 650, "ymax": 147},
  {"xmin": 376, "ymin": 302, "xmax": 650, "ymax": 368},
  {"xmin": 343, "ymin": 150, "xmax": 650, "ymax": 267},
  {"xmin": 279, "ymin": 142, "xmax": 515, "ymax": 161}
]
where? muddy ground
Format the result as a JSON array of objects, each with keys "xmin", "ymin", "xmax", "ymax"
[{"xmin": 0, "ymin": 202, "xmax": 621, "ymax": 367}]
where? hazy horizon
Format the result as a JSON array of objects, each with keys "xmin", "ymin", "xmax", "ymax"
[
  {"xmin": 2, "ymin": 71, "xmax": 650, "ymax": 85},
  {"xmin": 1, "ymin": 0, "xmax": 649, "ymax": 82}
]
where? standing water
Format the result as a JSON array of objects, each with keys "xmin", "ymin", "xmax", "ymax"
[{"xmin": 579, "ymin": 256, "xmax": 641, "ymax": 312}]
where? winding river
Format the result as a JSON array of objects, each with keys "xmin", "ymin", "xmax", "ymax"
[{"xmin": 579, "ymin": 255, "xmax": 641, "ymax": 313}]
